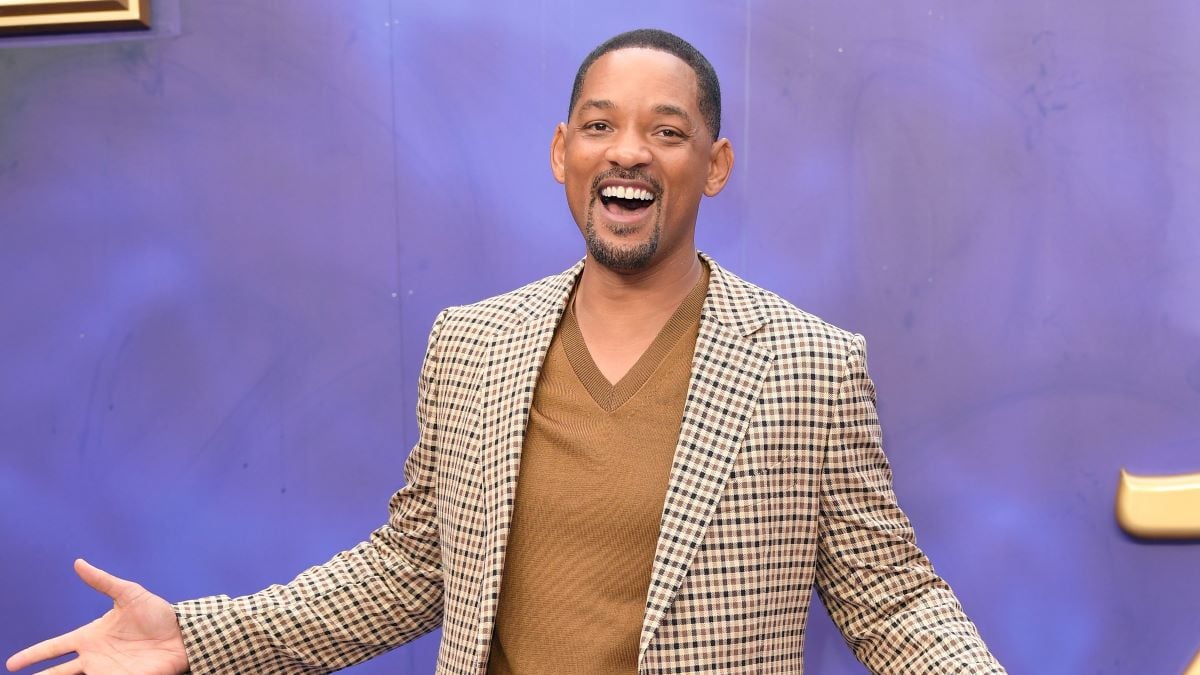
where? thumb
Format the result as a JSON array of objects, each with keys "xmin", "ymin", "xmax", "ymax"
[{"xmin": 74, "ymin": 558, "xmax": 138, "ymax": 605}]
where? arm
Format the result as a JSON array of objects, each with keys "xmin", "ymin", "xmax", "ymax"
[
  {"xmin": 172, "ymin": 310, "xmax": 451, "ymax": 674},
  {"xmin": 815, "ymin": 334, "xmax": 1005, "ymax": 674}
]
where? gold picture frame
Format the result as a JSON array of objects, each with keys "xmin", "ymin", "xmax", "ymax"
[{"xmin": 0, "ymin": 0, "xmax": 150, "ymax": 36}]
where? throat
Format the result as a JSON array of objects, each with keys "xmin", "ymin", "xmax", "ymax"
[
  {"xmin": 589, "ymin": 339, "xmax": 654, "ymax": 386},
  {"xmin": 573, "ymin": 297, "xmax": 673, "ymax": 385}
]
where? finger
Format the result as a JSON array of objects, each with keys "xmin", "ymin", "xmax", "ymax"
[
  {"xmin": 73, "ymin": 558, "xmax": 136, "ymax": 604},
  {"xmin": 32, "ymin": 656, "xmax": 84, "ymax": 675},
  {"xmin": 5, "ymin": 629, "xmax": 79, "ymax": 672}
]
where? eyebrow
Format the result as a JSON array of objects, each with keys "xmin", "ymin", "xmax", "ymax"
[
  {"xmin": 652, "ymin": 104, "xmax": 694, "ymax": 127},
  {"xmin": 575, "ymin": 99, "xmax": 696, "ymax": 127},
  {"xmin": 577, "ymin": 99, "xmax": 615, "ymax": 113}
]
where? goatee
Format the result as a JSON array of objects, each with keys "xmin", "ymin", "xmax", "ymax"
[{"xmin": 583, "ymin": 203, "xmax": 662, "ymax": 270}]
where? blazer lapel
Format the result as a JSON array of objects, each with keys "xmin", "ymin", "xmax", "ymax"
[
  {"xmin": 473, "ymin": 263, "xmax": 581, "ymax": 671},
  {"xmin": 639, "ymin": 256, "xmax": 775, "ymax": 660}
]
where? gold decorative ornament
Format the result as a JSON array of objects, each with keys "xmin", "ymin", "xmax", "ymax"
[
  {"xmin": 1115, "ymin": 469, "xmax": 1200, "ymax": 539},
  {"xmin": 1115, "ymin": 468, "xmax": 1200, "ymax": 674}
]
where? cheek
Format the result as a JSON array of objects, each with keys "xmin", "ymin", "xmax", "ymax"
[
  {"xmin": 563, "ymin": 183, "xmax": 593, "ymax": 223},
  {"xmin": 567, "ymin": 181, "xmax": 591, "ymax": 206}
]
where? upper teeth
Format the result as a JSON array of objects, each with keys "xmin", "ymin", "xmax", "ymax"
[{"xmin": 601, "ymin": 186, "xmax": 654, "ymax": 201}]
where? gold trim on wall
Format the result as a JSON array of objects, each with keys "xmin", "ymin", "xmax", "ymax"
[{"xmin": 0, "ymin": 0, "xmax": 149, "ymax": 35}]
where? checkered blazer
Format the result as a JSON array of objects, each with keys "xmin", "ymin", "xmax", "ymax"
[{"xmin": 175, "ymin": 253, "xmax": 1005, "ymax": 674}]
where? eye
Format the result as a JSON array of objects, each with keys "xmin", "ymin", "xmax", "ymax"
[
  {"xmin": 583, "ymin": 121, "xmax": 612, "ymax": 133},
  {"xmin": 655, "ymin": 127, "xmax": 687, "ymax": 141}
]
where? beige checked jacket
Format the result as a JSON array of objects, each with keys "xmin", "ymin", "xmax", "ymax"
[{"xmin": 175, "ymin": 254, "xmax": 1005, "ymax": 674}]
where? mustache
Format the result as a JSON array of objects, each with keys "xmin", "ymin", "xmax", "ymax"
[{"xmin": 589, "ymin": 168, "xmax": 663, "ymax": 196}]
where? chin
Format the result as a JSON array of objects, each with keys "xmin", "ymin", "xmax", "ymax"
[
  {"xmin": 582, "ymin": 199, "xmax": 663, "ymax": 270},
  {"xmin": 585, "ymin": 232, "xmax": 659, "ymax": 271}
]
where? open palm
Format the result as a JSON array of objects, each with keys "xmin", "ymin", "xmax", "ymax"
[{"xmin": 6, "ymin": 559, "xmax": 189, "ymax": 675}]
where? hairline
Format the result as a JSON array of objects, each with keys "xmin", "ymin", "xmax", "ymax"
[{"xmin": 567, "ymin": 31, "xmax": 721, "ymax": 141}]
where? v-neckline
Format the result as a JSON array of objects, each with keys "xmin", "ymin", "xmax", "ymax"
[{"xmin": 560, "ymin": 267, "xmax": 708, "ymax": 412}]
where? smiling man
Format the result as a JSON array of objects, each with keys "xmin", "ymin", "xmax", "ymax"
[{"xmin": 8, "ymin": 29, "xmax": 1005, "ymax": 675}]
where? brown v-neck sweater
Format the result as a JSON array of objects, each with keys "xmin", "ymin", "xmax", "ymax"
[{"xmin": 487, "ymin": 265, "xmax": 710, "ymax": 675}]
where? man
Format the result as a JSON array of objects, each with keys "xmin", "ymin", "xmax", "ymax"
[{"xmin": 7, "ymin": 29, "xmax": 1005, "ymax": 674}]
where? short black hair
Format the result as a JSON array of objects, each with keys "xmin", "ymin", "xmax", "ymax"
[{"xmin": 568, "ymin": 28, "xmax": 721, "ymax": 140}]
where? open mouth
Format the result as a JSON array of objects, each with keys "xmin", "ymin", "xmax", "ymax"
[{"xmin": 598, "ymin": 184, "xmax": 656, "ymax": 216}]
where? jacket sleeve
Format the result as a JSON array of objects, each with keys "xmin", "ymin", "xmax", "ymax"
[
  {"xmin": 814, "ymin": 333, "xmax": 1006, "ymax": 674},
  {"xmin": 172, "ymin": 311, "xmax": 449, "ymax": 674}
]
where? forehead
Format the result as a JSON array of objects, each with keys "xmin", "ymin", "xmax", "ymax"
[{"xmin": 575, "ymin": 48, "xmax": 700, "ymax": 115}]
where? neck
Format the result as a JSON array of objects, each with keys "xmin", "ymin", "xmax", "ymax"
[{"xmin": 575, "ymin": 246, "xmax": 702, "ymax": 322}]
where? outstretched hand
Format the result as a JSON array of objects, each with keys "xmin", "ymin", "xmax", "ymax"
[{"xmin": 6, "ymin": 559, "xmax": 189, "ymax": 675}]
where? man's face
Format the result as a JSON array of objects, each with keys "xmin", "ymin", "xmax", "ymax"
[{"xmin": 552, "ymin": 48, "xmax": 732, "ymax": 272}]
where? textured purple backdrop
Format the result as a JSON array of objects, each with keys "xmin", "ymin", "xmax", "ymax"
[{"xmin": 2, "ymin": 1, "xmax": 1198, "ymax": 673}]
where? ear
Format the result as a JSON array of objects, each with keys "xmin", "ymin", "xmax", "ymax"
[
  {"xmin": 703, "ymin": 138, "xmax": 734, "ymax": 197},
  {"xmin": 550, "ymin": 123, "xmax": 567, "ymax": 185}
]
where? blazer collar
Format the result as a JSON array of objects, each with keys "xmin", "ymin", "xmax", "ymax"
[{"xmin": 696, "ymin": 251, "xmax": 769, "ymax": 338}]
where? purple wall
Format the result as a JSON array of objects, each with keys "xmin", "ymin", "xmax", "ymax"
[{"xmin": 2, "ymin": 1, "xmax": 1198, "ymax": 672}]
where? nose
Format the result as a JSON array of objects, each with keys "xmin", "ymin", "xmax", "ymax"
[{"xmin": 604, "ymin": 129, "xmax": 652, "ymax": 169}]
